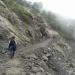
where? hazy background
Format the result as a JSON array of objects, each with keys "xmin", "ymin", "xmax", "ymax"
[
  {"xmin": 27, "ymin": 0, "xmax": 75, "ymax": 19},
  {"xmin": 25, "ymin": 0, "xmax": 75, "ymax": 40}
]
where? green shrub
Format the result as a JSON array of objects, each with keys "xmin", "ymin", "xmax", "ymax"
[{"xmin": 3, "ymin": 0, "xmax": 32, "ymax": 24}]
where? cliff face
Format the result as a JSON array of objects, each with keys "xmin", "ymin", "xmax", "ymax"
[{"xmin": 0, "ymin": 0, "xmax": 75, "ymax": 75}]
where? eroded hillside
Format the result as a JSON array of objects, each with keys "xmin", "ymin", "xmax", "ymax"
[{"xmin": 0, "ymin": 0, "xmax": 75, "ymax": 75}]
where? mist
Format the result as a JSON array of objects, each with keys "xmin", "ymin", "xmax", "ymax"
[
  {"xmin": 54, "ymin": 16, "xmax": 75, "ymax": 40},
  {"xmin": 25, "ymin": 0, "xmax": 75, "ymax": 40}
]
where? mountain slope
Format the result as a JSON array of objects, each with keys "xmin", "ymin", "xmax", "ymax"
[{"xmin": 0, "ymin": 0, "xmax": 75, "ymax": 75}]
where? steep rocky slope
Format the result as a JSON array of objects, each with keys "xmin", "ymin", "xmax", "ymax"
[
  {"xmin": 0, "ymin": 0, "xmax": 49, "ymax": 45},
  {"xmin": 0, "ymin": 0, "xmax": 75, "ymax": 75}
]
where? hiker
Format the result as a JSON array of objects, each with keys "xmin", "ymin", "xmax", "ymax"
[{"xmin": 8, "ymin": 36, "xmax": 17, "ymax": 58}]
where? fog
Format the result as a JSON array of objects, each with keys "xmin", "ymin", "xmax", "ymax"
[
  {"xmin": 26, "ymin": 0, "xmax": 75, "ymax": 40},
  {"xmin": 27, "ymin": 0, "xmax": 75, "ymax": 19}
]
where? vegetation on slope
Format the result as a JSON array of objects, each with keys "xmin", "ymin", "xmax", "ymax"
[{"xmin": 2, "ymin": 0, "xmax": 32, "ymax": 24}]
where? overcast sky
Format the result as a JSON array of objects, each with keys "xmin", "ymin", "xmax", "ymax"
[{"xmin": 27, "ymin": 0, "xmax": 75, "ymax": 19}]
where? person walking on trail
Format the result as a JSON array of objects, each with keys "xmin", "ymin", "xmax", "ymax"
[{"xmin": 8, "ymin": 36, "xmax": 17, "ymax": 58}]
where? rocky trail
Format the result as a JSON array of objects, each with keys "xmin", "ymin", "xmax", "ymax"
[
  {"xmin": 18, "ymin": 39, "xmax": 51, "ymax": 55},
  {"xmin": 0, "ymin": 38, "xmax": 51, "ymax": 75},
  {"xmin": 0, "ymin": 0, "xmax": 75, "ymax": 75},
  {"xmin": 0, "ymin": 38, "xmax": 75, "ymax": 75}
]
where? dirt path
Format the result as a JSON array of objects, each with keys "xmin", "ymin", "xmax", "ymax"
[
  {"xmin": 17, "ymin": 39, "xmax": 51, "ymax": 56},
  {"xmin": 1, "ymin": 38, "xmax": 75, "ymax": 75},
  {"xmin": 6, "ymin": 58, "xmax": 24, "ymax": 75},
  {"xmin": 1, "ymin": 38, "xmax": 51, "ymax": 75}
]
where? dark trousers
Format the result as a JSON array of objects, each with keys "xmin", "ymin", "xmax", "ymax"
[
  {"xmin": 9, "ymin": 46, "xmax": 16, "ymax": 58},
  {"xmin": 11, "ymin": 50, "xmax": 15, "ymax": 57}
]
